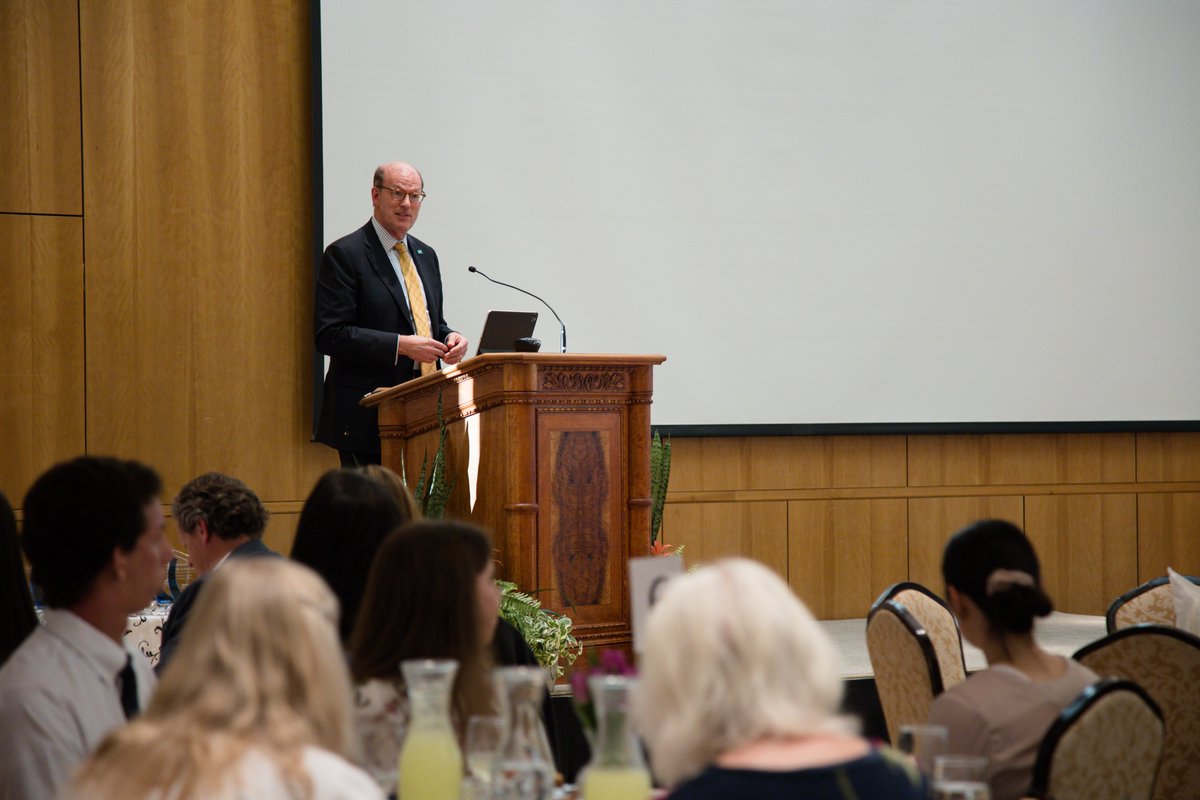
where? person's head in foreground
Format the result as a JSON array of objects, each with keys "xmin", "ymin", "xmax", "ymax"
[
  {"xmin": 942, "ymin": 518, "xmax": 1053, "ymax": 647},
  {"xmin": 23, "ymin": 456, "xmax": 168, "ymax": 615},
  {"xmin": 68, "ymin": 558, "xmax": 381, "ymax": 800},
  {"xmin": 349, "ymin": 519, "xmax": 500, "ymax": 729},
  {"xmin": 635, "ymin": 558, "xmax": 927, "ymax": 798}
]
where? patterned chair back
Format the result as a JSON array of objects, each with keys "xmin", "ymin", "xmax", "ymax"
[
  {"xmin": 1030, "ymin": 678, "xmax": 1163, "ymax": 800},
  {"xmin": 877, "ymin": 581, "xmax": 967, "ymax": 693},
  {"xmin": 1075, "ymin": 626, "xmax": 1200, "ymax": 800},
  {"xmin": 1106, "ymin": 574, "xmax": 1200, "ymax": 633},
  {"xmin": 866, "ymin": 599, "xmax": 941, "ymax": 744}
]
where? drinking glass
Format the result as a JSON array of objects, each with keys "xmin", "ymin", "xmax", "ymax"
[
  {"xmin": 932, "ymin": 755, "xmax": 990, "ymax": 800},
  {"xmin": 896, "ymin": 723, "xmax": 948, "ymax": 775},
  {"xmin": 466, "ymin": 715, "xmax": 507, "ymax": 787}
]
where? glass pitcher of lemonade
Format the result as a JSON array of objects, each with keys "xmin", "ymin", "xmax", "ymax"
[
  {"xmin": 397, "ymin": 659, "xmax": 463, "ymax": 799},
  {"xmin": 581, "ymin": 675, "xmax": 652, "ymax": 800}
]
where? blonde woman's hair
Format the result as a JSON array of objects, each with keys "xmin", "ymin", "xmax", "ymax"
[
  {"xmin": 69, "ymin": 559, "xmax": 356, "ymax": 800},
  {"xmin": 634, "ymin": 558, "xmax": 854, "ymax": 787}
]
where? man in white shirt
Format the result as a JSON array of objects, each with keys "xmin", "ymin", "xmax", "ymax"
[{"xmin": 0, "ymin": 456, "xmax": 172, "ymax": 800}]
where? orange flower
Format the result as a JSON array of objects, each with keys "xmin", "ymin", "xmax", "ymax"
[{"xmin": 649, "ymin": 541, "xmax": 676, "ymax": 557}]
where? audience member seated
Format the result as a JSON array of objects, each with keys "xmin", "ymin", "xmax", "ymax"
[
  {"xmin": 0, "ymin": 490, "xmax": 37, "ymax": 667},
  {"xmin": 65, "ymin": 558, "xmax": 383, "ymax": 800},
  {"xmin": 0, "ymin": 457, "xmax": 170, "ymax": 799},
  {"xmin": 348, "ymin": 520, "xmax": 501, "ymax": 795},
  {"xmin": 928, "ymin": 519, "xmax": 1098, "ymax": 800},
  {"xmin": 634, "ymin": 558, "xmax": 927, "ymax": 800},
  {"xmin": 157, "ymin": 472, "xmax": 275, "ymax": 672},
  {"xmin": 290, "ymin": 468, "xmax": 408, "ymax": 642},
  {"xmin": 357, "ymin": 463, "xmax": 422, "ymax": 519}
]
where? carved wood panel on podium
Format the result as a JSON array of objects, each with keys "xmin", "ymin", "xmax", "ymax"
[{"xmin": 363, "ymin": 353, "xmax": 665, "ymax": 649}]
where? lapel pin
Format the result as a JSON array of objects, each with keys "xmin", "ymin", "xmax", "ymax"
[{"xmin": 416, "ymin": 249, "xmax": 424, "ymax": 255}]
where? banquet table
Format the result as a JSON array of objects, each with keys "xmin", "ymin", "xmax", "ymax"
[{"xmin": 36, "ymin": 601, "xmax": 173, "ymax": 669}]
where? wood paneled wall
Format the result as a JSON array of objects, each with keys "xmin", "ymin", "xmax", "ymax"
[
  {"xmin": 665, "ymin": 433, "xmax": 1200, "ymax": 618},
  {"xmin": 2, "ymin": 0, "xmax": 336, "ymax": 548}
]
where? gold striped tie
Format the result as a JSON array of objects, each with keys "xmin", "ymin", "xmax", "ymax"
[{"xmin": 395, "ymin": 243, "xmax": 436, "ymax": 376}]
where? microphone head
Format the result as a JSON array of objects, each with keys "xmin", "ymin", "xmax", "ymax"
[{"xmin": 468, "ymin": 266, "xmax": 477, "ymax": 273}]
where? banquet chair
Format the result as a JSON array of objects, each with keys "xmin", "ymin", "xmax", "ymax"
[
  {"xmin": 866, "ymin": 598, "xmax": 944, "ymax": 744},
  {"xmin": 1075, "ymin": 626, "xmax": 1200, "ymax": 800},
  {"xmin": 874, "ymin": 582, "xmax": 967, "ymax": 695},
  {"xmin": 1028, "ymin": 678, "xmax": 1163, "ymax": 800},
  {"xmin": 1106, "ymin": 573, "xmax": 1200, "ymax": 633}
]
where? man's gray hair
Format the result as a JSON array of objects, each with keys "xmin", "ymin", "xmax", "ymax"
[{"xmin": 172, "ymin": 472, "xmax": 268, "ymax": 541}]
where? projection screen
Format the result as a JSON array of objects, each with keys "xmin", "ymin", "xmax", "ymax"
[{"xmin": 315, "ymin": 0, "xmax": 1200, "ymax": 431}]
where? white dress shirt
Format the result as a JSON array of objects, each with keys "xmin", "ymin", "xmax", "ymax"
[
  {"xmin": 0, "ymin": 608, "xmax": 157, "ymax": 800},
  {"xmin": 369, "ymin": 217, "xmax": 432, "ymax": 365}
]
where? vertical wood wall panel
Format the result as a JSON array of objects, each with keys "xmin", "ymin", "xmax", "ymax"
[
  {"xmin": 1023, "ymin": 494, "xmax": 1137, "ymax": 616},
  {"xmin": 1137, "ymin": 433, "xmax": 1200, "ymax": 482},
  {"xmin": 1137, "ymin": 493, "xmax": 1200, "ymax": 580},
  {"xmin": 79, "ymin": 0, "xmax": 334, "ymax": 502},
  {"xmin": 663, "ymin": 501, "xmax": 788, "ymax": 575},
  {"xmin": 670, "ymin": 435, "xmax": 905, "ymax": 492},
  {"xmin": 788, "ymin": 499, "xmax": 907, "ymax": 619},
  {"xmin": 909, "ymin": 434, "xmax": 1135, "ymax": 486},
  {"xmin": 907, "ymin": 496, "xmax": 1024, "ymax": 590},
  {"xmin": 0, "ymin": 0, "xmax": 81, "ymax": 215},
  {"xmin": 0, "ymin": 216, "xmax": 85, "ymax": 500}
]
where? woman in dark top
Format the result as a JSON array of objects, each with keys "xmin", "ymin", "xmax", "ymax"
[{"xmin": 635, "ymin": 559, "xmax": 928, "ymax": 800}]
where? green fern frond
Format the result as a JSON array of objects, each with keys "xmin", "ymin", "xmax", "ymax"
[{"xmin": 649, "ymin": 431, "xmax": 672, "ymax": 545}]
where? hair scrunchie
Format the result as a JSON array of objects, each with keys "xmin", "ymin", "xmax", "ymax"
[{"xmin": 985, "ymin": 568, "xmax": 1035, "ymax": 596}]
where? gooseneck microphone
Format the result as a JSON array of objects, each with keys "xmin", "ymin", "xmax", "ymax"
[{"xmin": 468, "ymin": 266, "xmax": 567, "ymax": 353}]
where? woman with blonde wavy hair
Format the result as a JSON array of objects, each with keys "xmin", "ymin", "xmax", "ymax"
[
  {"xmin": 66, "ymin": 558, "xmax": 383, "ymax": 800},
  {"xmin": 634, "ymin": 558, "xmax": 927, "ymax": 799}
]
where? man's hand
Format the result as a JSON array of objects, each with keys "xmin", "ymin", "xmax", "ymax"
[
  {"xmin": 443, "ymin": 332, "xmax": 469, "ymax": 365},
  {"xmin": 398, "ymin": 335, "xmax": 448, "ymax": 364}
]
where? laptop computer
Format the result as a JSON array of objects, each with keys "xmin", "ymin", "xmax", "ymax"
[{"xmin": 475, "ymin": 310, "xmax": 539, "ymax": 356}]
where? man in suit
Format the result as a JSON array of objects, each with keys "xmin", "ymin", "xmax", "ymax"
[
  {"xmin": 156, "ymin": 472, "xmax": 276, "ymax": 672},
  {"xmin": 314, "ymin": 161, "xmax": 469, "ymax": 466}
]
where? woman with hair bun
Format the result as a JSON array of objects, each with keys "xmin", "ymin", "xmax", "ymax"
[{"xmin": 929, "ymin": 519, "xmax": 1098, "ymax": 800}]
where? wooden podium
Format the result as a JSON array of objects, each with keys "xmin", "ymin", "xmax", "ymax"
[{"xmin": 362, "ymin": 353, "xmax": 666, "ymax": 649}]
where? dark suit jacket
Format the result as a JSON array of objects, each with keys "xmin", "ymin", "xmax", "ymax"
[
  {"xmin": 314, "ymin": 221, "xmax": 455, "ymax": 453},
  {"xmin": 156, "ymin": 538, "xmax": 279, "ymax": 673}
]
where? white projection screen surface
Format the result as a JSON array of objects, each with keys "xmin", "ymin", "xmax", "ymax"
[{"xmin": 317, "ymin": 1, "xmax": 1200, "ymax": 430}]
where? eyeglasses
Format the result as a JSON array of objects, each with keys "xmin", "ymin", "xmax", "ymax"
[{"xmin": 375, "ymin": 184, "xmax": 426, "ymax": 204}]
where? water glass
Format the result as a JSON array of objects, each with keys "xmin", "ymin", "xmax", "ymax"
[
  {"xmin": 896, "ymin": 723, "xmax": 948, "ymax": 775},
  {"xmin": 466, "ymin": 714, "xmax": 507, "ymax": 784},
  {"xmin": 932, "ymin": 755, "xmax": 990, "ymax": 800}
]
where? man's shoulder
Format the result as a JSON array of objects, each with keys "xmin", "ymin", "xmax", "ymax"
[
  {"xmin": 230, "ymin": 538, "xmax": 279, "ymax": 559},
  {"xmin": 324, "ymin": 220, "xmax": 377, "ymax": 253},
  {"xmin": 0, "ymin": 626, "xmax": 88, "ymax": 700}
]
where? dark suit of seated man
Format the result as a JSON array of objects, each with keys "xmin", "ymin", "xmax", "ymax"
[{"xmin": 157, "ymin": 472, "xmax": 277, "ymax": 672}]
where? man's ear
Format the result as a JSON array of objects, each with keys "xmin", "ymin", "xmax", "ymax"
[
  {"xmin": 195, "ymin": 518, "xmax": 212, "ymax": 545},
  {"xmin": 946, "ymin": 585, "xmax": 967, "ymax": 618},
  {"xmin": 110, "ymin": 546, "xmax": 129, "ymax": 583}
]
